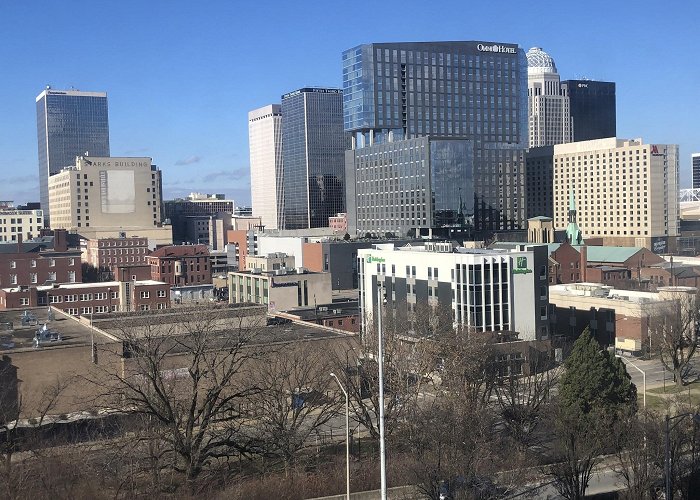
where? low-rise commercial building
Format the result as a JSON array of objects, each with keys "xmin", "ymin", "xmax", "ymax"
[
  {"xmin": 228, "ymin": 267, "xmax": 332, "ymax": 313},
  {"xmin": 548, "ymin": 282, "xmax": 696, "ymax": 353},
  {"xmin": 0, "ymin": 279, "xmax": 170, "ymax": 313}
]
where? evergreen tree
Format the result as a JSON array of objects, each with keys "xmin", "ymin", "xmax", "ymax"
[{"xmin": 559, "ymin": 328, "xmax": 637, "ymax": 417}]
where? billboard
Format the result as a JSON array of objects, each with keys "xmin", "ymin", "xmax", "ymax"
[{"xmin": 651, "ymin": 236, "xmax": 668, "ymax": 255}]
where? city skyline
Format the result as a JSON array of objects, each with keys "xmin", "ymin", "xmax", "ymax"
[{"xmin": 1, "ymin": 0, "xmax": 699, "ymax": 206}]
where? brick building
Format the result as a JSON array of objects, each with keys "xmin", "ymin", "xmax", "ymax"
[
  {"xmin": 83, "ymin": 236, "xmax": 149, "ymax": 270},
  {"xmin": 147, "ymin": 244, "xmax": 211, "ymax": 286},
  {"xmin": 0, "ymin": 279, "xmax": 170, "ymax": 313},
  {"xmin": 0, "ymin": 231, "xmax": 81, "ymax": 287}
]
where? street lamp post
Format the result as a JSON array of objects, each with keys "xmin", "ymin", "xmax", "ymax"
[
  {"xmin": 330, "ymin": 372, "xmax": 350, "ymax": 500},
  {"xmin": 665, "ymin": 412, "xmax": 700, "ymax": 500},
  {"xmin": 377, "ymin": 282, "xmax": 387, "ymax": 500}
]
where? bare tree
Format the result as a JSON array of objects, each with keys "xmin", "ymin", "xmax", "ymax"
[
  {"xmin": 611, "ymin": 410, "xmax": 662, "ymax": 500},
  {"xmin": 335, "ymin": 304, "xmax": 441, "ymax": 440},
  {"xmin": 494, "ymin": 357, "xmax": 559, "ymax": 451},
  {"xmin": 648, "ymin": 289, "xmax": 699, "ymax": 387},
  {"xmin": 433, "ymin": 329, "xmax": 498, "ymax": 410},
  {"xmin": 547, "ymin": 408, "xmax": 607, "ymax": 500},
  {"xmin": 248, "ymin": 341, "xmax": 342, "ymax": 472},
  {"xmin": 92, "ymin": 308, "xmax": 267, "ymax": 485}
]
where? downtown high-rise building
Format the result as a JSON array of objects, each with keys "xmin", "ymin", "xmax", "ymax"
[
  {"xmin": 36, "ymin": 88, "xmax": 110, "ymax": 221},
  {"xmin": 343, "ymin": 41, "xmax": 528, "ymax": 235},
  {"xmin": 248, "ymin": 104, "xmax": 283, "ymax": 229},
  {"xmin": 553, "ymin": 138, "xmax": 679, "ymax": 251},
  {"xmin": 280, "ymin": 88, "xmax": 347, "ymax": 230},
  {"xmin": 526, "ymin": 47, "xmax": 571, "ymax": 148},
  {"xmin": 692, "ymin": 153, "xmax": 700, "ymax": 189},
  {"xmin": 562, "ymin": 80, "xmax": 616, "ymax": 142}
]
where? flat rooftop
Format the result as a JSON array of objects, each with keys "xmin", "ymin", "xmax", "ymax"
[
  {"xmin": 94, "ymin": 305, "xmax": 355, "ymax": 352},
  {"xmin": 549, "ymin": 283, "xmax": 664, "ymax": 304},
  {"xmin": 0, "ymin": 307, "xmax": 100, "ymax": 352}
]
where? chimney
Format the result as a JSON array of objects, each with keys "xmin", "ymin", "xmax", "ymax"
[
  {"xmin": 53, "ymin": 229, "xmax": 67, "ymax": 252},
  {"xmin": 16, "ymin": 233, "xmax": 22, "ymax": 253},
  {"xmin": 579, "ymin": 245, "xmax": 587, "ymax": 282}
]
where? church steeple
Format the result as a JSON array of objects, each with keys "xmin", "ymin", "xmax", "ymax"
[
  {"xmin": 565, "ymin": 184, "xmax": 584, "ymax": 245},
  {"xmin": 568, "ymin": 188, "xmax": 576, "ymax": 223}
]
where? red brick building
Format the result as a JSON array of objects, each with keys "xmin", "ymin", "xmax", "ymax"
[
  {"xmin": 147, "ymin": 244, "xmax": 211, "ymax": 286},
  {"xmin": 83, "ymin": 236, "xmax": 149, "ymax": 271},
  {"xmin": 549, "ymin": 243, "xmax": 586, "ymax": 284},
  {"xmin": 0, "ymin": 279, "xmax": 170, "ymax": 313},
  {"xmin": 0, "ymin": 231, "xmax": 81, "ymax": 288}
]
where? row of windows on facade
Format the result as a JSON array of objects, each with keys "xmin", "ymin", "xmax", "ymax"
[
  {"xmin": 8, "ymin": 271, "xmax": 76, "ymax": 284},
  {"xmin": 98, "ymin": 248, "xmax": 147, "ymax": 255},
  {"xmin": 0, "ymin": 218, "xmax": 41, "ymax": 225},
  {"xmin": 0, "ymin": 226, "xmax": 40, "ymax": 234},
  {"xmin": 9, "ymin": 258, "xmax": 75, "ymax": 268},
  {"xmin": 46, "ymin": 304, "xmax": 167, "ymax": 314},
  {"xmin": 47, "ymin": 290, "xmax": 166, "ymax": 302}
]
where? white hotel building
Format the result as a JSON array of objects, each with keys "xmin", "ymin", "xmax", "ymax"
[
  {"xmin": 358, "ymin": 242, "xmax": 550, "ymax": 341},
  {"xmin": 553, "ymin": 138, "xmax": 679, "ymax": 251}
]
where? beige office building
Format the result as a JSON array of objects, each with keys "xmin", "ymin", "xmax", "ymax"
[
  {"xmin": 48, "ymin": 156, "xmax": 171, "ymax": 246},
  {"xmin": 249, "ymin": 105, "xmax": 283, "ymax": 230},
  {"xmin": 553, "ymin": 138, "xmax": 679, "ymax": 251},
  {"xmin": 0, "ymin": 207, "xmax": 43, "ymax": 242}
]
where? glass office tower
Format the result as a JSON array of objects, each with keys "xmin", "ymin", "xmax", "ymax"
[
  {"xmin": 562, "ymin": 80, "xmax": 616, "ymax": 142},
  {"xmin": 343, "ymin": 41, "xmax": 528, "ymax": 234},
  {"xmin": 36, "ymin": 88, "xmax": 110, "ymax": 222},
  {"xmin": 281, "ymin": 88, "xmax": 346, "ymax": 229}
]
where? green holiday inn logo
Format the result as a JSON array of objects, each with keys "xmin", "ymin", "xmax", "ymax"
[
  {"xmin": 366, "ymin": 256, "xmax": 386, "ymax": 264},
  {"xmin": 513, "ymin": 256, "xmax": 532, "ymax": 274}
]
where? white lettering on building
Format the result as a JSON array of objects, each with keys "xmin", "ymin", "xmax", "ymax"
[{"xmin": 476, "ymin": 43, "xmax": 517, "ymax": 54}]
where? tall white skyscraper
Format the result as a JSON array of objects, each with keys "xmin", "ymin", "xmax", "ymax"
[
  {"xmin": 527, "ymin": 47, "xmax": 571, "ymax": 148},
  {"xmin": 248, "ymin": 105, "xmax": 283, "ymax": 229}
]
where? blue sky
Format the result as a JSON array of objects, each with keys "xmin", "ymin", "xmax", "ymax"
[{"xmin": 1, "ymin": 0, "xmax": 698, "ymax": 206}]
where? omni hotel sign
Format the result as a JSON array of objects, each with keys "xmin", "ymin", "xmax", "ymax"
[{"xmin": 476, "ymin": 43, "xmax": 517, "ymax": 54}]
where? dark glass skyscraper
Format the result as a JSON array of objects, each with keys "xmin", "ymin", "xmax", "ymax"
[
  {"xmin": 343, "ymin": 41, "xmax": 528, "ymax": 234},
  {"xmin": 281, "ymin": 88, "xmax": 346, "ymax": 229},
  {"xmin": 693, "ymin": 154, "xmax": 700, "ymax": 190},
  {"xmin": 36, "ymin": 88, "xmax": 110, "ymax": 221},
  {"xmin": 562, "ymin": 80, "xmax": 616, "ymax": 142}
]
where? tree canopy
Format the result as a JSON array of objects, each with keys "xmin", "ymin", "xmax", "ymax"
[{"xmin": 559, "ymin": 328, "xmax": 637, "ymax": 417}]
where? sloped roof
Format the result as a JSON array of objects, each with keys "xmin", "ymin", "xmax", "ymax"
[
  {"xmin": 0, "ymin": 242, "xmax": 45, "ymax": 254},
  {"xmin": 578, "ymin": 246, "xmax": 645, "ymax": 264}
]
